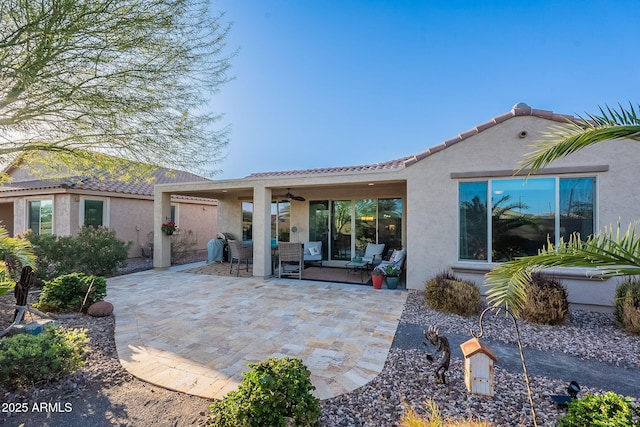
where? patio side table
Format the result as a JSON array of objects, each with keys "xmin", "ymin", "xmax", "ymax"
[{"xmin": 345, "ymin": 260, "xmax": 368, "ymax": 283}]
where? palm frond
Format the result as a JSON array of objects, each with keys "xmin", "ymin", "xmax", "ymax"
[
  {"xmin": 0, "ymin": 227, "xmax": 36, "ymax": 269},
  {"xmin": 485, "ymin": 222, "xmax": 640, "ymax": 315},
  {"xmin": 518, "ymin": 103, "xmax": 640, "ymax": 175}
]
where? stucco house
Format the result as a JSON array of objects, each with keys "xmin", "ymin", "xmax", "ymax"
[
  {"xmin": 153, "ymin": 103, "xmax": 640, "ymax": 310},
  {"xmin": 0, "ymin": 157, "xmax": 218, "ymax": 259}
]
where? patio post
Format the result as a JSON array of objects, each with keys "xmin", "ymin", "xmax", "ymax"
[
  {"xmin": 252, "ymin": 185, "xmax": 272, "ymax": 278},
  {"xmin": 153, "ymin": 190, "xmax": 172, "ymax": 268}
]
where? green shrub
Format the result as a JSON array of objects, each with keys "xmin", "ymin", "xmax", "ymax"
[
  {"xmin": 615, "ymin": 279, "xmax": 640, "ymax": 335},
  {"xmin": 0, "ymin": 325, "xmax": 89, "ymax": 389},
  {"xmin": 210, "ymin": 356, "xmax": 320, "ymax": 427},
  {"xmin": 557, "ymin": 392, "xmax": 640, "ymax": 427},
  {"xmin": 75, "ymin": 226, "xmax": 131, "ymax": 276},
  {"xmin": 27, "ymin": 226, "xmax": 131, "ymax": 281},
  {"xmin": 425, "ymin": 271, "xmax": 481, "ymax": 316},
  {"xmin": 26, "ymin": 232, "xmax": 78, "ymax": 282},
  {"xmin": 34, "ymin": 273, "xmax": 106, "ymax": 313},
  {"xmin": 519, "ymin": 272, "xmax": 568, "ymax": 325}
]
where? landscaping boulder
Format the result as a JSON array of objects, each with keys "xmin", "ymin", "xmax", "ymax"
[{"xmin": 88, "ymin": 301, "xmax": 114, "ymax": 317}]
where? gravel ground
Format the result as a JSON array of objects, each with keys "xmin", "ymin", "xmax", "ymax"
[{"xmin": 1, "ymin": 258, "xmax": 639, "ymax": 426}]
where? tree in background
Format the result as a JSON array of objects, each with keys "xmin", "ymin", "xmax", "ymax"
[
  {"xmin": 486, "ymin": 103, "xmax": 640, "ymax": 314},
  {"xmin": 0, "ymin": 0, "xmax": 233, "ymax": 180}
]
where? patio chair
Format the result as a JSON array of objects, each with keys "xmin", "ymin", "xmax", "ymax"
[
  {"xmin": 278, "ymin": 242, "xmax": 303, "ymax": 279},
  {"xmin": 303, "ymin": 241, "xmax": 323, "ymax": 268},
  {"xmin": 228, "ymin": 240, "xmax": 253, "ymax": 276},
  {"xmin": 374, "ymin": 248, "xmax": 406, "ymax": 274},
  {"xmin": 362, "ymin": 243, "xmax": 385, "ymax": 268}
]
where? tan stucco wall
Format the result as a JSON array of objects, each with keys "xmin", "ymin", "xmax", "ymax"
[
  {"xmin": 403, "ymin": 115, "xmax": 639, "ymax": 310},
  {"xmin": 0, "ymin": 202, "xmax": 14, "ymax": 235},
  {"xmin": 109, "ymin": 197, "xmax": 217, "ymax": 258},
  {"xmin": 4, "ymin": 192, "xmax": 217, "ymax": 259}
]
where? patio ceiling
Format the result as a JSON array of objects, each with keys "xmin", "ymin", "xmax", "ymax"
[{"xmin": 159, "ymin": 179, "xmax": 407, "ymax": 201}]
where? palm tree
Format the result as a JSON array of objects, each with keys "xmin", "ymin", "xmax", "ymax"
[{"xmin": 486, "ymin": 103, "xmax": 640, "ymax": 314}]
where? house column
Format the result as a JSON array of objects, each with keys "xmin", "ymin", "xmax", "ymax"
[
  {"xmin": 252, "ymin": 185, "xmax": 272, "ymax": 278},
  {"xmin": 153, "ymin": 190, "xmax": 172, "ymax": 268}
]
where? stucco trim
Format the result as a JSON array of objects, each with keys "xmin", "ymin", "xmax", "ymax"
[
  {"xmin": 450, "ymin": 165, "xmax": 609, "ymax": 179},
  {"xmin": 451, "ymin": 263, "xmax": 608, "ymax": 282}
]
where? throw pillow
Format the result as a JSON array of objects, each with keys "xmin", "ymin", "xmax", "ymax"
[{"xmin": 309, "ymin": 247, "xmax": 320, "ymax": 256}]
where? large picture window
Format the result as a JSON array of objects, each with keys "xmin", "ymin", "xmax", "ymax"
[
  {"xmin": 28, "ymin": 199, "xmax": 53, "ymax": 235},
  {"xmin": 459, "ymin": 177, "xmax": 595, "ymax": 262}
]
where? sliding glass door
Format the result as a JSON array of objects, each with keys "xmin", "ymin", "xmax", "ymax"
[
  {"xmin": 309, "ymin": 201, "xmax": 329, "ymax": 259},
  {"xmin": 310, "ymin": 198, "xmax": 403, "ymax": 262},
  {"xmin": 331, "ymin": 200, "xmax": 352, "ymax": 260}
]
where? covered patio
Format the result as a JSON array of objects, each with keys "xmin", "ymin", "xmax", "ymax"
[{"xmin": 153, "ymin": 168, "xmax": 409, "ymax": 282}]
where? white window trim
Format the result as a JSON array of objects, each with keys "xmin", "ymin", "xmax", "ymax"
[
  {"xmin": 171, "ymin": 203, "xmax": 179, "ymax": 225},
  {"xmin": 79, "ymin": 196, "xmax": 110, "ymax": 228},
  {"xmin": 25, "ymin": 197, "xmax": 54, "ymax": 235}
]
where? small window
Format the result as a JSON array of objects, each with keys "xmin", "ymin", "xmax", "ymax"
[
  {"xmin": 80, "ymin": 197, "xmax": 109, "ymax": 228},
  {"xmin": 84, "ymin": 200, "xmax": 104, "ymax": 227},
  {"xmin": 28, "ymin": 200, "xmax": 53, "ymax": 235}
]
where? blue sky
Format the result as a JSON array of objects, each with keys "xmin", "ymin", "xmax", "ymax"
[{"xmin": 211, "ymin": 1, "xmax": 640, "ymax": 179}]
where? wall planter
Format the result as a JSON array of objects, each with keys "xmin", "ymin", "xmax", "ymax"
[{"xmin": 161, "ymin": 221, "xmax": 177, "ymax": 236}]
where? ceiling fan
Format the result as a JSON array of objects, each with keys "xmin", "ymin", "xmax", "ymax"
[{"xmin": 276, "ymin": 188, "xmax": 305, "ymax": 202}]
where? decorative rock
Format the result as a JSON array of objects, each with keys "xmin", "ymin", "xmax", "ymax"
[{"xmin": 88, "ymin": 301, "xmax": 114, "ymax": 317}]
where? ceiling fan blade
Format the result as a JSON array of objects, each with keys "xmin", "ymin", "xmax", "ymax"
[{"xmin": 280, "ymin": 188, "xmax": 305, "ymax": 202}]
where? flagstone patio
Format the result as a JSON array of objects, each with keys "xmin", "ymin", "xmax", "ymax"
[{"xmin": 107, "ymin": 266, "xmax": 407, "ymax": 400}]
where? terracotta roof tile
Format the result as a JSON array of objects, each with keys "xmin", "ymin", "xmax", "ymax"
[
  {"xmin": 246, "ymin": 156, "xmax": 414, "ymax": 178},
  {"xmin": 0, "ymin": 167, "xmax": 210, "ymax": 197}
]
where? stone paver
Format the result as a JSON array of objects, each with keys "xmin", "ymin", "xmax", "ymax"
[{"xmin": 107, "ymin": 267, "xmax": 407, "ymax": 400}]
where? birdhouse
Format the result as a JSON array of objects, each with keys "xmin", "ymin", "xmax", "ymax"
[{"xmin": 460, "ymin": 337, "xmax": 499, "ymax": 397}]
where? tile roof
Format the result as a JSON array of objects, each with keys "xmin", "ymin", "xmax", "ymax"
[
  {"xmin": 246, "ymin": 156, "xmax": 414, "ymax": 178},
  {"xmin": 0, "ymin": 167, "xmax": 210, "ymax": 197},
  {"xmin": 246, "ymin": 104, "xmax": 577, "ymax": 178}
]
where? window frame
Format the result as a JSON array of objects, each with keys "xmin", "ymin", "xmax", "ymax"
[
  {"xmin": 26, "ymin": 197, "xmax": 54, "ymax": 235},
  {"xmin": 79, "ymin": 196, "xmax": 110, "ymax": 228},
  {"xmin": 458, "ymin": 174, "xmax": 597, "ymax": 263}
]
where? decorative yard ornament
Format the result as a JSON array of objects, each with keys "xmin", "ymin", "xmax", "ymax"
[
  {"xmin": 423, "ymin": 326, "xmax": 451, "ymax": 384},
  {"xmin": 460, "ymin": 337, "xmax": 498, "ymax": 397},
  {"xmin": 470, "ymin": 307, "xmax": 538, "ymax": 426}
]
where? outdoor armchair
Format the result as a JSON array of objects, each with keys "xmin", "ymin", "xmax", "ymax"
[
  {"xmin": 278, "ymin": 242, "xmax": 304, "ymax": 280},
  {"xmin": 362, "ymin": 243, "xmax": 385, "ymax": 267},
  {"xmin": 303, "ymin": 241, "xmax": 323, "ymax": 268},
  {"xmin": 228, "ymin": 240, "xmax": 253, "ymax": 276},
  {"xmin": 374, "ymin": 248, "xmax": 406, "ymax": 274}
]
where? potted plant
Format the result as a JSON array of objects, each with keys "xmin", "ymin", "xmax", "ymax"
[
  {"xmin": 161, "ymin": 221, "xmax": 177, "ymax": 236},
  {"xmin": 383, "ymin": 265, "xmax": 401, "ymax": 289},
  {"xmin": 371, "ymin": 268, "xmax": 384, "ymax": 289}
]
